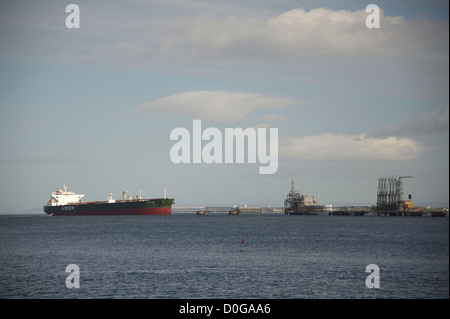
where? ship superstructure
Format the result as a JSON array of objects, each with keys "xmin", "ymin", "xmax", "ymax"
[{"xmin": 47, "ymin": 184, "xmax": 84, "ymax": 206}]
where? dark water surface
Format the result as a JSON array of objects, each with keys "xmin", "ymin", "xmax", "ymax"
[{"xmin": 0, "ymin": 213, "xmax": 448, "ymax": 299}]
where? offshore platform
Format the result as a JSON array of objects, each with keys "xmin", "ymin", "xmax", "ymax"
[{"xmin": 284, "ymin": 175, "xmax": 324, "ymax": 215}]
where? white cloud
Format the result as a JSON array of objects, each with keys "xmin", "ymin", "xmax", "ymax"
[
  {"xmin": 279, "ymin": 134, "xmax": 424, "ymax": 161},
  {"xmin": 74, "ymin": 6, "xmax": 448, "ymax": 64},
  {"xmin": 1, "ymin": 3, "xmax": 446, "ymax": 68},
  {"xmin": 136, "ymin": 90, "xmax": 297, "ymax": 122}
]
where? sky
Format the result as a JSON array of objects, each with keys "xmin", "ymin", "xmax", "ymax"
[{"xmin": 0, "ymin": 0, "xmax": 448, "ymax": 213}]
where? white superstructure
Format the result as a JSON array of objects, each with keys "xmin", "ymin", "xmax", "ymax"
[{"xmin": 47, "ymin": 185, "xmax": 84, "ymax": 206}]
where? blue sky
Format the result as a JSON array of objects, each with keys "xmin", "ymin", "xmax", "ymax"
[{"xmin": 0, "ymin": 0, "xmax": 448, "ymax": 213}]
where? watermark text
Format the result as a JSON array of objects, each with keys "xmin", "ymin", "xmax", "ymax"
[
  {"xmin": 365, "ymin": 4, "xmax": 380, "ymax": 29},
  {"xmin": 65, "ymin": 264, "xmax": 80, "ymax": 288},
  {"xmin": 65, "ymin": 4, "xmax": 80, "ymax": 29},
  {"xmin": 170, "ymin": 120, "xmax": 278, "ymax": 174},
  {"xmin": 365, "ymin": 264, "xmax": 380, "ymax": 288}
]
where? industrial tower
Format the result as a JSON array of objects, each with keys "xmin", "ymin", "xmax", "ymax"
[{"xmin": 376, "ymin": 176, "xmax": 413, "ymax": 212}]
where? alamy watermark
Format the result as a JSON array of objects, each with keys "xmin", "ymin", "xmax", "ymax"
[
  {"xmin": 365, "ymin": 264, "xmax": 380, "ymax": 288},
  {"xmin": 170, "ymin": 120, "xmax": 278, "ymax": 174},
  {"xmin": 65, "ymin": 264, "xmax": 80, "ymax": 288},
  {"xmin": 64, "ymin": 3, "xmax": 379, "ymax": 174},
  {"xmin": 65, "ymin": 4, "xmax": 80, "ymax": 29},
  {"xmin": 65, "ymin": 3, "xmax": 380, "ymax": 30},
  {"xmin": 63, "ymin": 262, "xmax": 380, "ymax": 291},
  {"xmin": 365, "ymin": 4, "xmax": 380, "ymax": 29}
]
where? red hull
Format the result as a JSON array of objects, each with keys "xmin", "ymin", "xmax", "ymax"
[{"xmin": 51, "ymin": 207, "xmax": 172, "ymax": 216}]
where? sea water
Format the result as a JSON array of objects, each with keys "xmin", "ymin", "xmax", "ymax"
[{"xmin": 0, "ymin": 213, "xmax": 448, "ymax": 299}]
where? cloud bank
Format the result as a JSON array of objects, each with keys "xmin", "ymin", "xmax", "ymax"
[
  {"xmin": 72, "ymin": 6, "xmax": 448, "ymax": 65},
  {"xmin": 279, "ymin": 134, "xmax": 424, "ymax": 161},
  {"xmin": 96, "ymin": 8, "xmax": 448, "ymax": 60},
  {"xmin": 369, "ymin": 105, "xmax": 449, "ymax": 138},
  {"xmin": 136, "ymin": 91, "xmax": 298, "ymax": 122}
]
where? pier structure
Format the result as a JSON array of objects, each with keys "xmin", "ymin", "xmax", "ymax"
[
  {"xmin": 376, "ymin": 176, "xmax": 419, "ymax": 215},
  {"xmin": 173, "ymin": 206, "xmax": 282, "ymax": 214}
]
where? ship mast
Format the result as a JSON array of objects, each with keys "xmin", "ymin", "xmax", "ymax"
[
  {"xmin": 139, "ymin": 185, "xmax": 146, "ymax": 200},
  {"xmin": 291, "ymin": 175, "xmax": 295, "ymax": 194}
]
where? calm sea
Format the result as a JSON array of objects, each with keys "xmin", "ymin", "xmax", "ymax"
[{"xmin": 0, "ymin": 213, "xmax": 448, "ymax": 299}]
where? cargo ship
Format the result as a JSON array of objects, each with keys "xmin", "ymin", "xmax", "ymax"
[{"xmin": 43, "ymin": 185, "xmax": 174, "ymax": 216}]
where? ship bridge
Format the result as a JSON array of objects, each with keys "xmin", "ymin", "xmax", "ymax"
[{"xmin": 47, "ymin": 185, "xmax": 84, "ymax": 206}]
